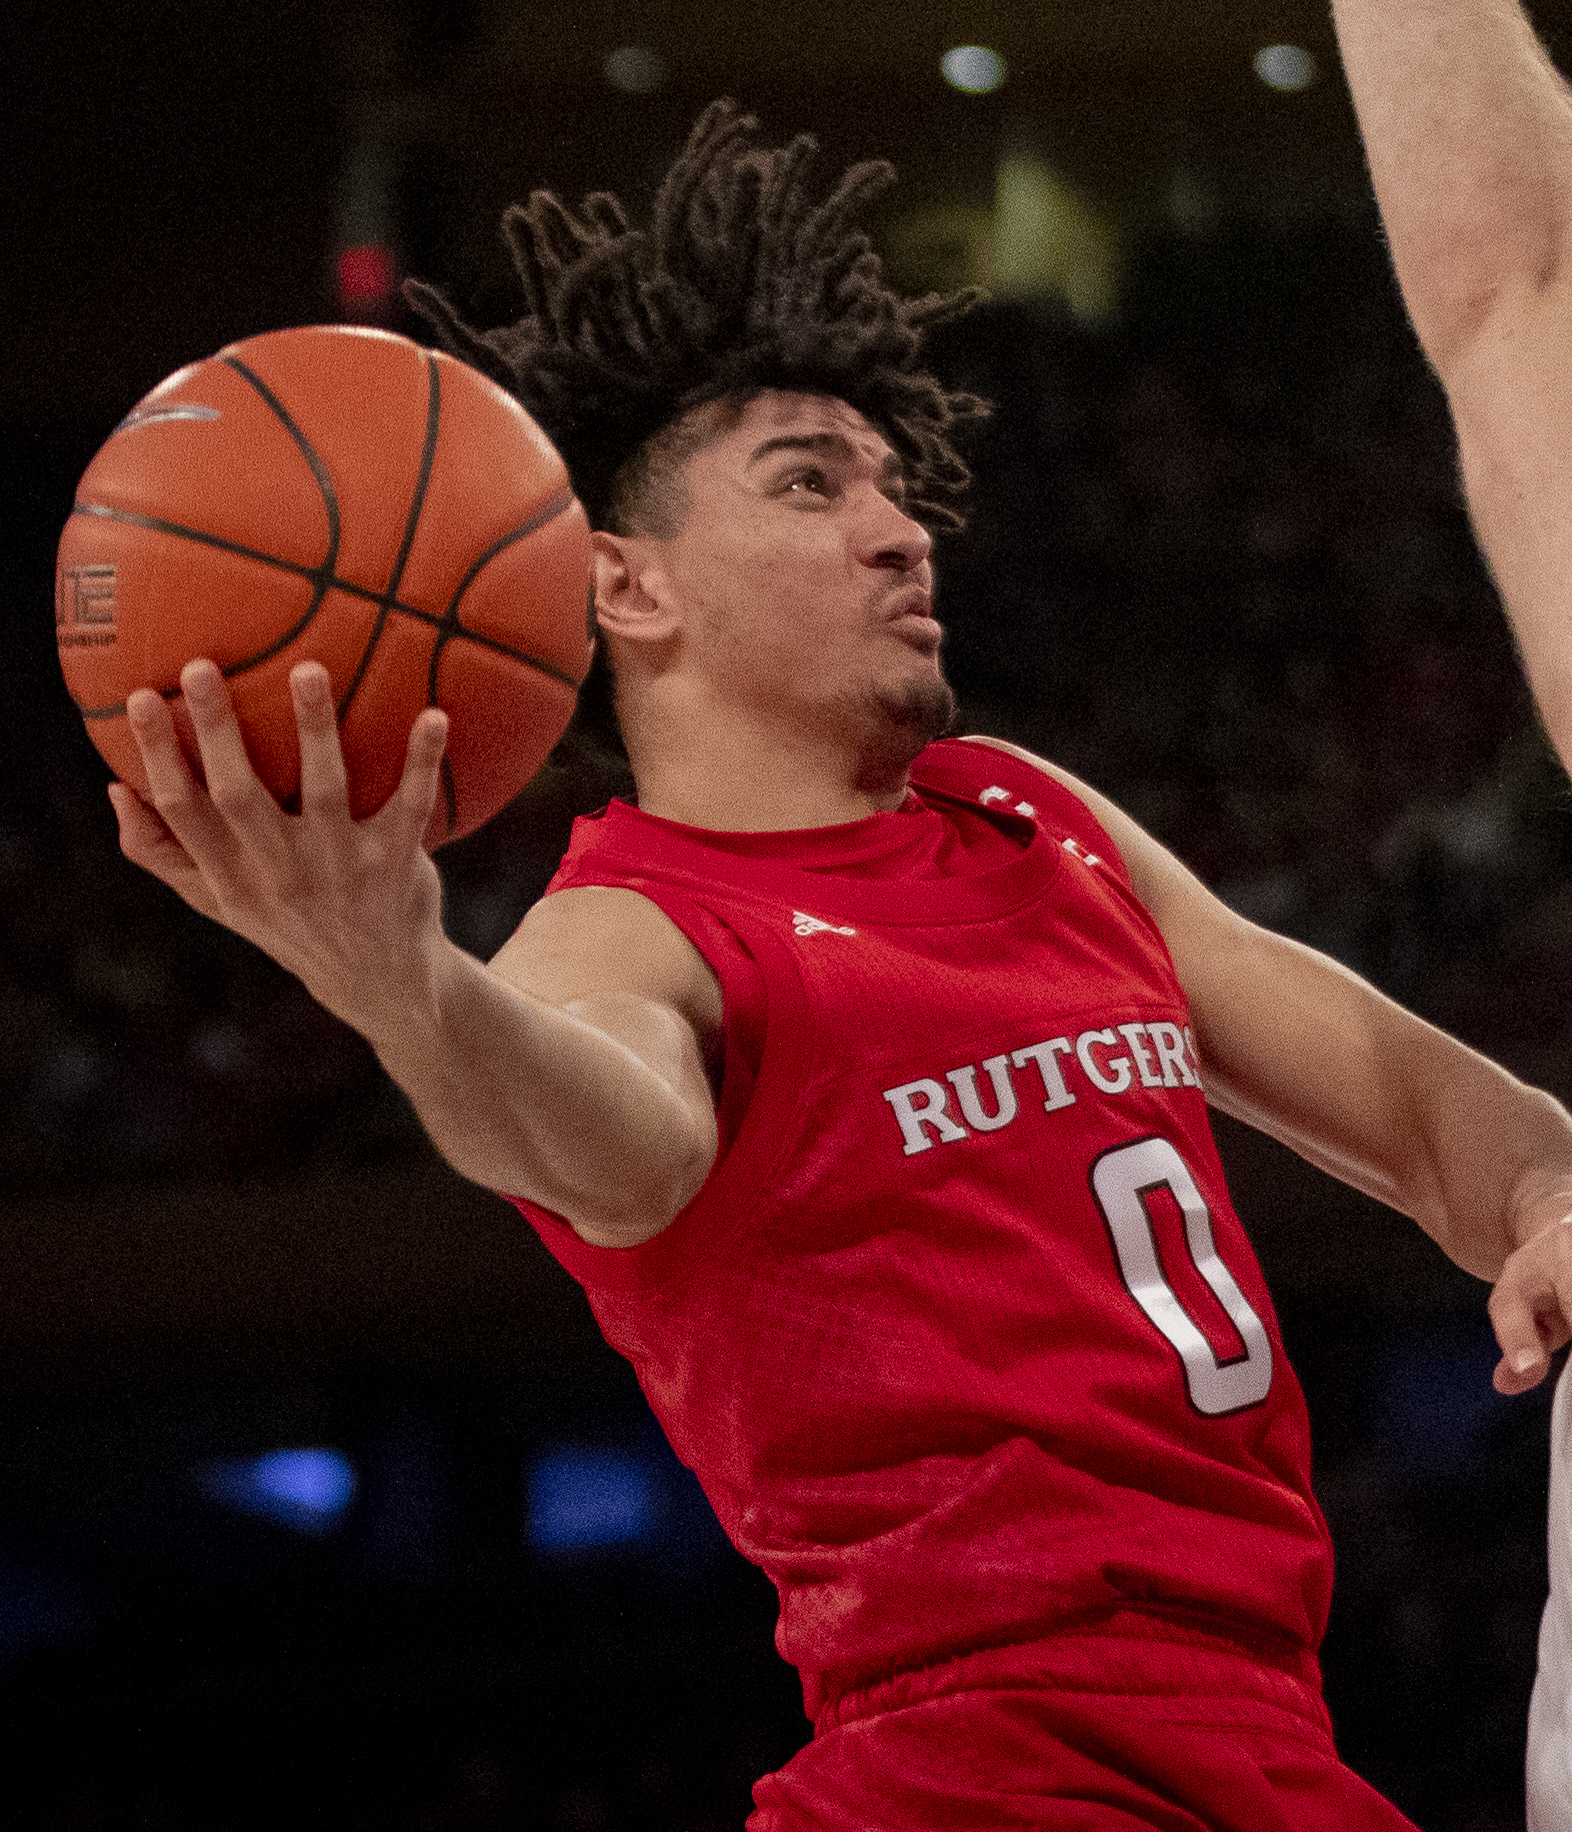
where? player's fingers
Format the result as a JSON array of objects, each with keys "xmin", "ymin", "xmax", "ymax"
[
  {"xmin": 1492, "ymin": 1322, "xmax": 1554, "ymax": 1395},
  {"xmin": 108, "ymin": 783, "xmax": 224, "ymax": 923},
  {"xmin": 178, "ymin": 659, "xmax": 287, "ymax": 846},
  {"xmin": 290, "ymin": 663, "xmax": 351, "ymax": 826},
  {"xmin": 127, "ymin": 684, "xmax": 237, "ymax": 867},
  {"xmin": 380, "ymin": 708, "xmax": 449, "ymax": 851}
]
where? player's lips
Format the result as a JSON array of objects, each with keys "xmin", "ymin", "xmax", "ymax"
[{"xmin": 884, "ymin": 588, "xmax": 941, "ymax": 650}]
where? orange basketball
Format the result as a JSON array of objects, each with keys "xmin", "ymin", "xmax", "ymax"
[{"xmin": 55, "ymin": 324, "xmax": 593, "ymax": 846}]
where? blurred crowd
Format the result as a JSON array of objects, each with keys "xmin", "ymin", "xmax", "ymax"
[
  {"xmin": 8, "ymin": 220, "xmax": 1572, "ymax": 1201},
  {"xmin": 938, "ymin": 230, "xmax": 1572, "ymax": 1090},
  {"xmin": 4, "ymin": 214, "xmax": 1572, "ymax": 1828}
]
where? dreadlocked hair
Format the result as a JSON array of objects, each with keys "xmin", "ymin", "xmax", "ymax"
[{"xmin": 404, "ymin": 99, "xmax": 989, "ymax": 537}]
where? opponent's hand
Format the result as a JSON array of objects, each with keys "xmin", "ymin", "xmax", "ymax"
[
  {"xmin": 110, "ymin": 657, "xmax": 451, "ymax": 1041},
  {"xmin": 1488, "ymin": 1183, "xmax": 1572, "ymax": 1393}
]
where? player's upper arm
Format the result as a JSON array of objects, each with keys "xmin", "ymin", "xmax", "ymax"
[
  {"xmin": 484, "ymin": 885, "xmax": 724, "ymax": 1244},
  {"xmin": 491, "ymin": 884, "xmax": 722, "ymax": 1048}
]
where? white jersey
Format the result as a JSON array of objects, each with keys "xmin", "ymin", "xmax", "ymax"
[{"xmin": 1529, "ymin": 1361, "xmax": 1572, "ymax": 1831}]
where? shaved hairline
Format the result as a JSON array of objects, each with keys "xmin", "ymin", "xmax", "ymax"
[{"xmin": 602, "ymin": 396, "xmax": 748, "ymax": 539}]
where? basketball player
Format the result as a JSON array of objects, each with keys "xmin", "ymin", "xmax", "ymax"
[
  {"xmin": 1332, "ymin": 5, "xmax": 1572, "ymax": 1825},
  {"xmin": 107, "ymin": 104, "xmax": 1572, "ymax": 1830}
]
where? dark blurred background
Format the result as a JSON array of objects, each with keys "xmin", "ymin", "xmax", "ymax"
[{"xmin": 7, "ymin": 1, "xmax": 1572, "ymax": 1826}]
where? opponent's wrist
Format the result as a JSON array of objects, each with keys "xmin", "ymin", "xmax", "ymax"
[{"xmin": 1503, "ymin": 1151, "xmax": 1572, "ymax": 1256}]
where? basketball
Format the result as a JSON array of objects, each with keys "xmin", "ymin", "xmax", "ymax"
[{"xmin": 55, "ymin": 324, "xmax": 593, "ymax": 846}]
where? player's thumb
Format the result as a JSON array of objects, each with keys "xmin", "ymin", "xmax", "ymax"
[{"xmin": 1489, "ymin": 1281, "xmax": 1556, "ymax": 1394}]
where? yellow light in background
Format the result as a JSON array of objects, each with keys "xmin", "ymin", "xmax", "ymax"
[
  {"xmin": 884, "ymin": 205, "xmax": 995, "ymax": 298},
  {"xmin": 941, "ymin": 45, "xmax": 1007, "ymax": 94},
  {"xmin": 1252, "ymin": 44, "xmax": 1318, "ymax": 92},
  {"xmin": 995, "ymin": 153, "xmax": 1119, "ymax": 324},
  {"xmin": 885, "ymin": 156, "xmax": 1120, "ymax": 322}
]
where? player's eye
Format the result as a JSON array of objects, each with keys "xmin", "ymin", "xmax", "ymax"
[{"xmin": 781, "ymin": 466, "xmax": 831, "ymax": 498}]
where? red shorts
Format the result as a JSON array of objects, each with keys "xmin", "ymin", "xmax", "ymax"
[{"xmin": 749, "ymin": 1614, "xmax": 1419, "ymax": 1832}]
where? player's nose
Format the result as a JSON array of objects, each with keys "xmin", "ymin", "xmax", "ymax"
[{"xmin": 857, "ymin": 489, "xmax": 932, "ymax": 572}]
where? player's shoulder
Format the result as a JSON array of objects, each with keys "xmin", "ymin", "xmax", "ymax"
[
  {"xmin": 945, "ymin": 738, "xmax": 1255, "ymax": 946},
  {"xmin": 947, "ymin": 733, "xmax": 1082, "ymax": 799}
]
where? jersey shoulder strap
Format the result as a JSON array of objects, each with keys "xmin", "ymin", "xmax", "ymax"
[{"xmin": 914, "ymin": 737, "xmax": 1132, "ymax": 888}]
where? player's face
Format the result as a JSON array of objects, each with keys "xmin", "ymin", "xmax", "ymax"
[{"xmin": 660, "ymin": 390, "xmax": 953, "ymax": 753}]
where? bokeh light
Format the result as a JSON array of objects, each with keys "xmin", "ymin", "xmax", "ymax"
[
  {"xmin": 1252, "ymin": 44, "xmax": 1318, "ymax": 92},
  {"xmin": 941, "ymin": 45, "xmax": 1007, "ymax": 95},
  {"xmin": 604, "ymin": 46, "xmax": 666, "ymax": 94},
  {"xmin": 336, "ymin": 244, "xmax": 395, "ymax": 304},
  {"xmin": 202, "ymin": 1447, "xmax": 358, "ymax": 1535},
  {"xmin": 527, "ymin": 1448, "xmax": 656, "ymax": 1551}
]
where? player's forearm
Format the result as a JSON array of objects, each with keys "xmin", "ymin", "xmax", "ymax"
[
  {"xmin": 364, "ymin": 937, "xmax": 715, "ymax": 1240},
  {"xmin": 1334, "ymin": 0, "xmax": 1572, "ymax": 372},
  {"xmin": 1378, "ymin": 1019, "xmax": 1572, "ymax": 1277},
  {"xmin": 1199, "ymin": 929, "xmax": 1572, "ymax": 1279}
]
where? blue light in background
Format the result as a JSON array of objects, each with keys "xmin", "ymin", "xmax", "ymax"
[
  {"xmin": 201, "ymin": 1447, "xmax": 358, "ymax": 1535},
  {"xmin": 527, "ymin": 1448, "xmax": 657, "ymax": 1552},
  {"xmin": 1252, "ymin": 44, "xmax": 1318, "ymax": 93}
]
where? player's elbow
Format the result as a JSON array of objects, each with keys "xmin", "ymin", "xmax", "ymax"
[
  {"xmin": 544, "ymin": 1104, "xmax": 719, "ymax": 1250},
  {"xmin": 1412, "ymin": 227, "xmax": 1566, "ymax": 387}
]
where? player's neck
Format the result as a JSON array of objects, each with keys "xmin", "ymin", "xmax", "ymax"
[{"xmin": 626, "ymin": 705, "xmax": 916, "ymax": 833}]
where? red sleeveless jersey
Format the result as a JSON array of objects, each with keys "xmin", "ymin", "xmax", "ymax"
[{"xmin": 508, "ymin": 738, "xmax": 1333, "ymax": 1722}]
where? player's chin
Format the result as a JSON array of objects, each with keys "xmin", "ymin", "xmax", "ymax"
[{"xmin": 874, "ymin": 671, "xmax": 958, "ymax": 746}]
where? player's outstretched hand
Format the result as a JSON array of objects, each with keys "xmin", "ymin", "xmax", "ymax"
[
  {"xmin": 1489, "ymin": 1195, "xmax": 1572, "ymax": 1394},
  {"xmin": 111, "ymin": 657, "xmax": 451, "ymax": 1039}
]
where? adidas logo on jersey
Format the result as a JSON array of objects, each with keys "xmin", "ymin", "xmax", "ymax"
[{"xmin": 792, "ymin": 911, "xmax": 857, "ymax": 938}]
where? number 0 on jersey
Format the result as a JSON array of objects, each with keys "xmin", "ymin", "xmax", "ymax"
[{"xmin": 1092, "ymin": 1136, "xmax": 1274, "ymax": 1416}]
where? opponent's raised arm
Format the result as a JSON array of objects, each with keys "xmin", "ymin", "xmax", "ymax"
[
  {"xmin": 1333, "ymin": 0, "xmax": 1572, "ymax": 371},
  {"xmin": 1334, "ymin": 0, "xmax": 1572, "ymax": 759},
  {"xmin": 114, "ymin": 657, "xmax": 718, "ymax": 1247}
]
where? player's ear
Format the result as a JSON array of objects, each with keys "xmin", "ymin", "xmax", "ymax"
[{"xmin": 590, "ymin": 531, "xmax": 682, "ymax": 647}]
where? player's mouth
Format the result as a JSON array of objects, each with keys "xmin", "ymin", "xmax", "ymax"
[{"xmin": 885, "ymin": 589, "xmax": 942, "ymax": 652}]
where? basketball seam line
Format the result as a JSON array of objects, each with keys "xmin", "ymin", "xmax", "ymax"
[
  {"xmin": 65, "ymin": 488, "xmax": 582, "ymax": 716},
  {"xmin": 426, "ymin": 480, "xmax": 584, "ymax": 837},
  {"xmin": 336, "ymin": 350, "xmax": 444, "ymax": 730},
  {"xmin": 214, "ymin": 354, "xmax": 341, "ymax": 683},
  {"xmin": 428, "ymin": 486, "xmax": 582, "ymax": 686},
  {"xmin": 223, "ymin": 355, "xmax": 343, "ymax": 566},
  {"xmin": 425, "ymin": 482, "xmax": 582, "ymax": 836}
]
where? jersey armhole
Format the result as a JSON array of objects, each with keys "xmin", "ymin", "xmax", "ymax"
[{"xmin": 503, "ymin": 876, "xmax": 768, "ymax": 1286}]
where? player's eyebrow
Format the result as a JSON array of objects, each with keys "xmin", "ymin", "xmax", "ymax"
[{"xmin": 747, "ymin": 431, "xmax": 905, "ymax": 490}]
